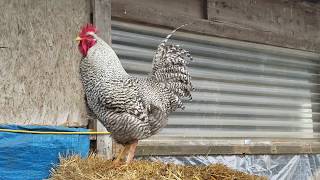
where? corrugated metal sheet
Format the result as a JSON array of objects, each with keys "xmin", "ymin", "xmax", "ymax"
[{"xmin": 111, "ymin": 21, "xmax": 320, "ymax": 141}]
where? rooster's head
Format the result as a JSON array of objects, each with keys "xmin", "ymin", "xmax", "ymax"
[{"xmin": 76, "ymin": 24, "xmax": 97, "ymax": 56}]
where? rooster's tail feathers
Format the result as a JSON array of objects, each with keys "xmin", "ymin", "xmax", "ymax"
[{"xmin": 151, "ymin": 25, "xmax": 194, "ymax": 111}]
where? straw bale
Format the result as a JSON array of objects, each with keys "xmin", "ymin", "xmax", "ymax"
[{"xmin": 50, "ymin": 154, "xmax": 267, "ymax": 180}]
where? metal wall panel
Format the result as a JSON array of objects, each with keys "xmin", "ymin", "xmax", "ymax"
[{"xmin": 111, "ymin": 21, "xmax": 320, "ymax": 141}]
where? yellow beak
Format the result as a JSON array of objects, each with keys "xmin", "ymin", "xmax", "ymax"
[{"xmin": 75, "ymin": 36, "xmax": 82, "ymax": 41}]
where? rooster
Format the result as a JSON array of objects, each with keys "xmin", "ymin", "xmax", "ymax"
[{"xmin": 76, "ymin": 24, "xmax": 193, "ymax": 164}]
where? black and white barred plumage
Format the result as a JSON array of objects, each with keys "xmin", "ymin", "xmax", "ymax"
[{"xmin": 80, "ymin": 27, "xmax": 193, "ymax": 145}]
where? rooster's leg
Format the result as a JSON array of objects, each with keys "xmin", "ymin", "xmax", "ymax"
[
  {"xmin": 125, "ymin": 140, "xmax": 138, "ymax": 164},
  {"xmin": 113, "ymin": 144, "xmax": 129, "ymax": 165}
]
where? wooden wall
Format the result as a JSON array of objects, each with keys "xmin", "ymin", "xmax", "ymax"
[
  {"xmin": 112, "ymin": 0, "xmax": 320, "ymax": 52},
  {"xmin": 0, "ymin": 0, "xmax": 90, "ymax": 126},
  {"xmin": 0, "ymin": 0, "xmax": 318, "ymax": 129}
]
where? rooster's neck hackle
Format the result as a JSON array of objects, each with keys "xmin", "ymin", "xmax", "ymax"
[{"xmin": 85, "ymin": 34, "xmax": 129, "ymax": 78}]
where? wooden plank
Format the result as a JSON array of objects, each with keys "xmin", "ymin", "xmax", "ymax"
[
  {"xmin": 136, "ymin": 142, "xmax": 320, "ymax": 156},
  {"xmin": 203, "ymin": 0, "xmax": 209, "ymax": 19},
  {"xmin": 86, "ymin": 102, "xmax": 98, "ymax": 141},
  {"xmin": 111, "ymin": 0, "xmax": 320, "ymax": 52},
  {"xmin": 207, "ymin": 0, "xmax": 320, "ymax": 52},
  {"xmin": 93, "ymin": 0, "xmax": 112, "ymax": 44},
  {"xmin": 0, "ymin": 0, "xmax": 90, "ymax": 126},
  {"xmin": 112, "ymin": 0, "xmax": 205, "ymax": 19},
  {"xmin": 207, "ymin": 0, "xmax": 319, "ymax": 37},
  {"xmin": 96, "ymin": 121, "xmax": 113, "ymax": 159},
  {"xmin": 92, "ymin": 0, "xmax": 113, "ymax": 159}
]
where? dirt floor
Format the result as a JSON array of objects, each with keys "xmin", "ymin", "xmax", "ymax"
[{"xmin": 49, "ymin": 154, "xmax": 267, "ymax": 180}]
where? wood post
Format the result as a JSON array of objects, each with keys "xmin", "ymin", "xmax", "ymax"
[
  {"xmin": 92, "ymin": 0, "xmax": 113, "ymax": 159},
  {"xmin": 92, "ymin": 0, "xmax": 111, "ymax": 44}
]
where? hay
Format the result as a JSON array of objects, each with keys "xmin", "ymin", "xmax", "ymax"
[{"xmin": 49, "ymin": 154, "xmax": 267, "ymax": 180}]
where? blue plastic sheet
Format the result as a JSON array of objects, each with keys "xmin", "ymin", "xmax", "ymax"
[{"xmin": 0, "ymin": 125, "xmax": 90, "ymax": 180}]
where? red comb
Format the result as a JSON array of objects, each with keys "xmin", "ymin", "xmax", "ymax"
[{"xmin": 79, "ymin": 24, "xmax": 98, "ymax": 36}]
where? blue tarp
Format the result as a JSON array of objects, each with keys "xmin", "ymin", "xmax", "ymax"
[{"xmin": 0, "ymin": 125, "xmax": 90, "ymax": 180}]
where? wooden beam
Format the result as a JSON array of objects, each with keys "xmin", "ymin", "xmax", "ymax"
[
  {"xmin": 136, "ymin": 140, "xmax": 320, "ymax": 156},
  {"xmin": 203, "ymin": 0, "xmax": 208, "ymax": 20},
  {"xmin": 111, "ymin": 0, "xmax": 320, "ymax": 52},
  {"xmin": 207, "ymin": 0, "xmax": 320, "ymax": 36},
  {"xmin": 92, "ymin": 0, "xmax": 113, "ymax": 159},
  {"xmin": 93, "ymin": 0, "xmax": 112, "ymax": 44},
  {"xmin": 112, "ymin": 0, "xmax": 205, "ymax": 20},
  {"xmin": 136, "ymin": 144, "xmax": 318, "ymax": 156}
]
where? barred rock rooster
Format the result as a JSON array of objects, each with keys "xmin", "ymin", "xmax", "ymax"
[{"xmin": 76, "ymin": 24, "xmax": 193, "ymax": 164}]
